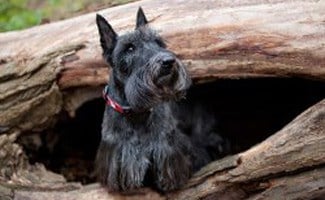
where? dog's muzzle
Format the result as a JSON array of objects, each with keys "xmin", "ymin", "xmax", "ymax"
[
  {"xmin": 152, "ymin": 52, "xmax": 179, "ymax": 87},
  {"xmin": 124, "ymin": 52, "xmax": 191, "ymax": 112},
  {"xmin": 160, "ymin": 55, "xmax": 176, "ymax": 76}
]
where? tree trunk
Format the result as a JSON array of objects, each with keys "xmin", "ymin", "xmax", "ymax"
[{"xmin": 0, "ymin": 0, "xmax": 324, "ymax": 199}]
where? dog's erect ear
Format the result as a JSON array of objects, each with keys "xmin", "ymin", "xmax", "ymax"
[
  {"xmin": 136, "ymin": 7, "xmax": 148, "ymax": 29},
  {"xmin": 96, "ymin": 14, "xmax": 117, "ymax": 59}
]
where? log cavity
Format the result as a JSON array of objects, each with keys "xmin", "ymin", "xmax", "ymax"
[{"xmin": 17, "ymin": 78, "xmax": 324, "ymax": 184}]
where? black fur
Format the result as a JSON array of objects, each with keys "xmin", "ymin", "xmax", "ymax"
[{"xmin": 95, "ymin": 8, "xmax": 228, "ymax": 193}]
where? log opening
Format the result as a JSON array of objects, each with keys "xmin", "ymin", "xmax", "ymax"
[{"xmin": 17, "ymin": 77, "xmax": 325, "ymax": 185}]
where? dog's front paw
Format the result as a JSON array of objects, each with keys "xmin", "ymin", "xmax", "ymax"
[
  {"xmin": 117, "ymin": 155, "xmax": 150, "ymax": 191},
  {"xmin": 96, "ymin": 141, "xmax": 150, "ymax": 192},
  {"xmin": 154, "ymin": 151, "xmax": 192, "ymax": 192},
  {"xmin": 96, "ymin": 141, "xmax": 120, "ymax": 192}
]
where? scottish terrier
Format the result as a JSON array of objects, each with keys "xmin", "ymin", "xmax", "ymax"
[{"xmin": 95, "ymin": 8, "xmax": 228, "ymax": 193}]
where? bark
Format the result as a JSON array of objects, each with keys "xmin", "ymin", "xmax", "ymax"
[
  {"xmin": 168, "ymin": 99, "xmax": 325, "ymax": 200},
  {"xmin": 0, "ymin": 0, "xmax": 324, "ymax": 131},
  {"xmin": 6, "ymin": 99, "xmax": 325, "ymax": 200},
  {"xmin": 0, "ymin": 0, "xmax": 324, "ymax": 199}
]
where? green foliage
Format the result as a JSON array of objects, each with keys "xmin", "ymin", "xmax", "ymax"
[
  {"xmin": 0, "ymin": 0, "xmax": 135, "ymax": 32},
  {"xmin": 0, "ymin": 0, "xmax": 42, "ymax": 32}
]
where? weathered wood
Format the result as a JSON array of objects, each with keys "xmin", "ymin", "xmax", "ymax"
[
  {"xmin": 13, "ymin": 185, "xmax": 164, "ymax": 200},
  {"xmin": 6, "ymin": 98, "xmax": 325, "ymax": 200},
  {"xmin": 0, "ymin": 0, "xmax": 324, "ymax": 134},
  {"xmin": 168, "ymin": 99, "xmax": 325, "ymax": 200},
  {"xmin": 0, "ymin": 0, "xmax": 324, "ymax": 199}
]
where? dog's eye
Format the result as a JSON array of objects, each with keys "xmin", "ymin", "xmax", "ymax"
[{"xmin": 125, "ymin": 44, "xmax": 135, "ymax": 53}]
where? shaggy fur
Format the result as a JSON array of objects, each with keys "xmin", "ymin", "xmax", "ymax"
[{"xmin": 95, "ymin": 8, "xmax": 228, "ymax": 192}]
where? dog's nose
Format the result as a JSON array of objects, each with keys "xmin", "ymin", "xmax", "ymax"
[
  {"xmin": 155, "ymin": 55, "xmax": 178, "ymax": 86},
  {"xmin": 161, "ymin": 57, "xmax": 175, "ymax": 71}
]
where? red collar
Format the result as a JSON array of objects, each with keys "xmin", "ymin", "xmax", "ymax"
[{"xmin": 102, "ymin": 85, "xmax": 132, "ymax": 114}]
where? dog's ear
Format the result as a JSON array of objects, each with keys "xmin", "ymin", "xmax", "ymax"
[
  {"xmin": 96, "ymin": 14, "xmax": 117, "ymax": 61},
  {"xmin": 136, "ymin": 7, "xmax": 148, "ymax": 29}
]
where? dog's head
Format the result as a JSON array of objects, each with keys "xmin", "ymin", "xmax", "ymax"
[{"xmin": 96, "ymin": 8, "xmax": 191, "ymax": 112}]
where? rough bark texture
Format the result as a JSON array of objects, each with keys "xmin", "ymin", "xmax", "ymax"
[
  {"xmin": 169, "ymin": 99, "xmax": 325, "ymax": 200},
  {"xmin": 0, "ymin": 0, "xmax": 324, "ymax": 131},
  {"xmin": 5, "ymin": 99, "xmax": 325, "ymax": 200},
  {"xmin": 0, "ymin": 0, "xmax": 324, "ymax": 199}
]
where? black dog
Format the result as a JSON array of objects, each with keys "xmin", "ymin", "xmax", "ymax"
[{"xmin": 95, "ymin": 8, "xmax": 228, "ymax": 192}]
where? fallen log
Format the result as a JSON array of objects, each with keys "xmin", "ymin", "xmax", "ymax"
[
  {"xmin": 7, "ymin": 99, "xmax": 325, "ymax": 200},
  {"xmin": 169, "ymin": 99, "xmax": 325, "ymax": 200},
  {"xmin": 0, "ymin": 0, "xmax": 324, "ymax": 131},
  {"xmin": 0, "ymin": 0, "xmax": 324, "ymax": 199}
]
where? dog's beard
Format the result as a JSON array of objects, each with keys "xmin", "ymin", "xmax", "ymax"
[
  {"xmin": 124, "ymin": 61, "xmax": 191, "ymax": 112},
  {"xmin": 173, "ymin": 61, "xmax": 192, "ymax": 96}
]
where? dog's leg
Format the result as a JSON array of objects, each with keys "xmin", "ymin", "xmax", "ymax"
[
  {"xmin": 152, "ymin": 137, "xmax": 193, "ymax": 192},
  {"xmin": 97, "ymin": 139, "xmax": 151, "ymax": 192},
  {"xmin": 95, "ymin": 140, "xmax": 120, "ymax": 192},
  {"xmin": 118, "ymin": 143, "xmax": 150, "ymax": 191}
]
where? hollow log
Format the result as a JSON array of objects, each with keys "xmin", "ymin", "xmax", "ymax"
[
  {"xmin": 7, "ymin": 99, "xmax": 325, "ymax": 200},
  {"xmin": 0, "ymin": 0, "xmax": 324, "ymax": 131},
  {"xmin": 0, "ymin": 0, "xmax": 324, "ymax": 199}
]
